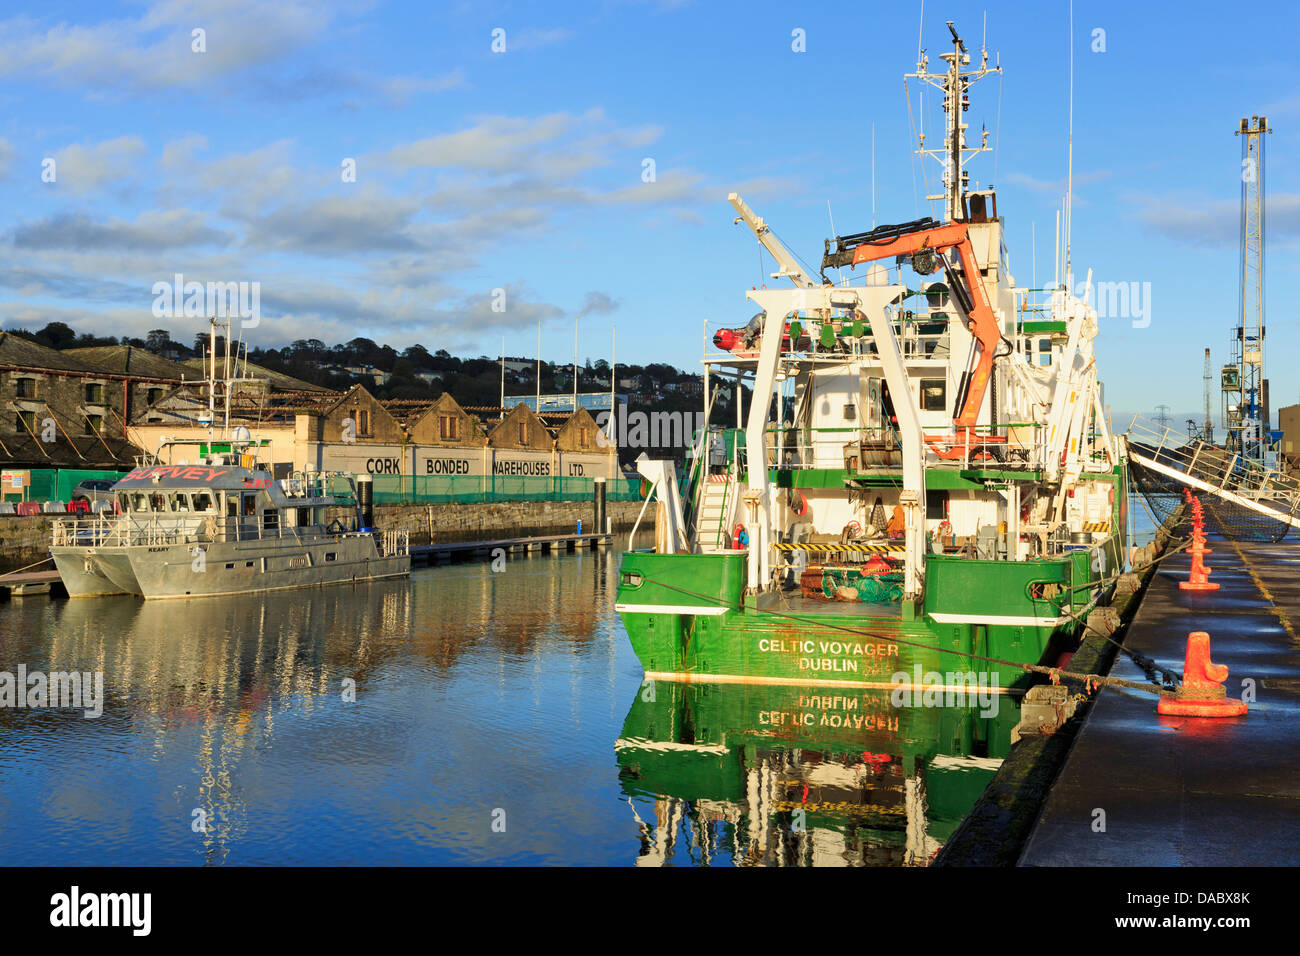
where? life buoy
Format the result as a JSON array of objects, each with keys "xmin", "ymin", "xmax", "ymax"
[
  {"xmin": 789, "ymin": 489, "xmax": 809, "ymax": 517},
  {"xmin": 842, "ymin": 520, "xmax": 861, "ymax": 538},
  {"xmin": 733, "ymin": 524, "xmax": 749, "ymax": 549}
]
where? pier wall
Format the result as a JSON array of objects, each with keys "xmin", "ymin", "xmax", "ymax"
[
  {"xmin": 330, "ymin": 499, "xmax": 645, "ymax": 545},
  {"xmin": 0, "ymin": 514, "xmax": 55, "ymax": 575},
  {"xmin": 0, "ymin": 499, "xmax": 647, "ymax": 572}
]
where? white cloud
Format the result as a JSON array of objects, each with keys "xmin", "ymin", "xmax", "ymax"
[
  {"xmin": 0, "ymin": 2, "xmax": 329, "ymax": 93},
  {"xmin": 48, "ymin": 136, "xmax": 147, "ymax": 194},
  {"xmin": 1133, "ymin": 193, "xmax": 1300, "ymax": 246},
  {"xmin": 13, "ymin": 209, "xmax": 231, "ymax": 251}
]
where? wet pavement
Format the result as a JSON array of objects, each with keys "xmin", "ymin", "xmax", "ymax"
[{"xmin": 1020, "ymin": 526, "xmax": 1300, "ymax": 865}]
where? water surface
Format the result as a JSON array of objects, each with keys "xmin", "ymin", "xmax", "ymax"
[{"xmin": 0, "ymin": 547, "xmax": 1009, "ymax": 866}]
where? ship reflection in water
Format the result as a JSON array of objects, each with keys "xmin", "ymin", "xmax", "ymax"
[{"xmin": 616, "ymin": 681, "xmax": 1019, "ymax": 866}]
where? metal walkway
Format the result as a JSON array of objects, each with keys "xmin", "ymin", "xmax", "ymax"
[
  {"xmin": 1020, "ymin": 523, "xmax": 1300, "ymax": 865},
  {"xmin": 1126, "ymin": 416, "xmax": 1300, "ymax": 528}
]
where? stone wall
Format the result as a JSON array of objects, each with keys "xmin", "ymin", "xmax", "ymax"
[
  {"xmin": 0, "ymin": 515, "xmax": 56, "ymax": 575},
  {"xmin": 0, "ymin": 499, "xmax": 647, "ymax": 572},
  {"xmin": 331, "ymin": 498, "xmax": 645, "ymax": 544}
]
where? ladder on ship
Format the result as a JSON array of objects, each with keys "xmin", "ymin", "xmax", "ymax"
[
  {"xmin": 695, "ymin": 476, "xmax": 734, "ymax": 553},
  {"xmin": 1125, "ymin": 415, "xmax": 1300, "ymax": 529}
]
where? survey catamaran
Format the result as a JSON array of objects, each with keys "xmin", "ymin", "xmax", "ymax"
[
  {"xmin": 616, "ymin": 23, "xmax": 1127, "ymax": 691},
  {"xmin": 50, "ymin": 318, "xmax": 410, "ymax": 599}
]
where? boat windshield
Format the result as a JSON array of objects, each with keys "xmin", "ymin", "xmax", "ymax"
[{"xmin": 119, "ymin": 490, "xmax": 219, "ymax": 514}]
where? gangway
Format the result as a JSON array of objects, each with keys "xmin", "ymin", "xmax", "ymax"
[{"xmin": 1125, "ymin": 416, "xmax": 1300, "ymax": 531}]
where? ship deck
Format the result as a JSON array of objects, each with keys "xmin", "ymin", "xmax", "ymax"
[
  {"xmin": 765, "ymin": 590, "xmax": 902, "ymax": 621},
  {"xmin": 1020, "ymin": 527, "xmax": 1300, "ymax": 865}
]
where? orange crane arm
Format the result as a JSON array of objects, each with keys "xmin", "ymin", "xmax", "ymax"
[{"xmin": 849, "ymin": 222, "xmax": 1001, "ymax": 431}]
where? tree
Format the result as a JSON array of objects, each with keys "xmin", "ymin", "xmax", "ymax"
[
  {"xmin": 402, "ymin": 344, "xmax": 434, "ymax": 369},
  {"xmin": 146, "ymin": 329, "xmax": 172, "ymax": 352},
  {"xmin": 34, "ymin": 322, "xmax": 77, "ymax": 350}
]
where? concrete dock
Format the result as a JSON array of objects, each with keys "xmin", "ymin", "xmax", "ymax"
[
  {"xmin": 0, "ymin": 568, "xmax": 63, "ymax": 596},
  {"xmin": 1021, "ymin": 521, "xmax": 1300, "ymax": 865},
  {"xmin": 410, "ymin": 532, "xmax": 611, "ymax": 564}
]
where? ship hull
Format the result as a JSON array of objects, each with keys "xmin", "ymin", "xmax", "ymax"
[
  {"xmin": 52, "ymin": 534, "xmax": 409, "ymax": 600},
  {"xmin": 616, "ymin": 527, "xmax": 1123, "ymax": 691}
]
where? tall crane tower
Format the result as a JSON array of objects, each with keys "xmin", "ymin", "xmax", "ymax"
[
  {"xmin": 1202, "ymin": 348, "xmax": 1214, "ymax": 443},
  {"xmin": 1223, "ymin": 115, "xmax": 1271, "ymax": 460}
]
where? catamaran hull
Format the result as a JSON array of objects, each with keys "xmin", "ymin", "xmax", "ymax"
[{"xmin": 51, "ymin": 536, "xmax": 410, "ymax": 600}]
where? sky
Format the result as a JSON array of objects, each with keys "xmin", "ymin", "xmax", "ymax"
[{"xmin": 0, "ymin": 0, "xmax": 1296, "ymax": 426}]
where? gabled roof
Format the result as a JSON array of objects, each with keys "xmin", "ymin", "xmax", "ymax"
[
  {"xmin": 403, "ymin": 392, "xmax": 490, "ymax": 444},
  {"xmin": 181, "ymin": 357, "xmax": 336, "ymax": 394},
  {"xmin": 130, "ymin": 382, "xmax": 337, "ymax": 426},
  {"xmin": 66, "ymin": 346, "xmax": 195, "ymax": 381},
  {"xmin": 487, "ymin": 402, "xmax": 554, "ymax": 450},
  {"xmin": 554, "ymin": 405, "xmax": 612, "ymax": 451},
  {"xmin": 0, "ymin": 332, "xmax": 101, "ymax": 373}
]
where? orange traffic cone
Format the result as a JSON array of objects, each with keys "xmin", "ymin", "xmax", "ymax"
[{"xmin": 1157, "ymin": 632, "xmax": 1247, "ymax": 717}]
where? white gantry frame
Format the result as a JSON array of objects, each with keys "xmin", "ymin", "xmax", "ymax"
[{"xmin": 743, "ymin": 284, "xmax": 927, "ymax": 599}]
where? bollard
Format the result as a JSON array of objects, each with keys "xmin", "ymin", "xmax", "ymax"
[
  {"xmin": 594, "ymin": 476, "xmax": 606, "ymax": 541},
  {"xmin": 1180, "ymin": 546, "xmax": 1219, "ymax": 591},
  {"xmin": 356, "ymin": 473, "xmax": 373, "ymax": 531},
  {"xmin": 1158, "ymin": 631, "xmax": 1247, "ymax": 717}
]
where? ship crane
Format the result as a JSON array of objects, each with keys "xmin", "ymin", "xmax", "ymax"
[
  {"xmin": 821, "ymin": 218, "xmax": 1007, "ymax": 459},
  {"xmin": 728, "ymin": 193, "xmax": 820, "ymax": 290}
]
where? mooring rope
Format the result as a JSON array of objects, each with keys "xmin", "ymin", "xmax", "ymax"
[
  {"xmin": 0, "ymin": 555, "xmax": 55, "ymax": 577},
  {"xmin": 633, "ymin": 573, "xmax": 1179, "ymax": 697}
]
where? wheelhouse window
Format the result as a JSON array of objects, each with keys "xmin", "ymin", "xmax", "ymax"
[
  {"xmin": 920, "ymin": 380, "xmax": 947, "ymax": 412},
  {"xmin": 193, "ymin": 492, "xmax": 214, "ymax": 512}
]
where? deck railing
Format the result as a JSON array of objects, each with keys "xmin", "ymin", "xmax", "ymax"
[
  {"xmin": 51, "ymin": 513, "xmax": 391, "ymax": 549},
  {"xmin": 1126, "ymin": 416, "xmax": 1300, "ymax": 522},
  {"xmin": 762, "ymin": 422, "xmax": 1048, "ymax": 472}
]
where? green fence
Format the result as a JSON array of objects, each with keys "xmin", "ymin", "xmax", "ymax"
[
  {"xmin": 369, "ymin": 475, "xmax": 644, "ymax": 505},
  {"xmin": 1, "ymin": 468, "xmax": 130, "ymax": 503}
]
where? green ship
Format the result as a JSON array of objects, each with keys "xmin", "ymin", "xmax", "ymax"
[{"xmin": 616, "ymin": 23, "xmax": 1127, "ymax": 695}]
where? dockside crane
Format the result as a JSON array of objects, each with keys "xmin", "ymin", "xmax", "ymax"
[{"xmin": 1223, "ymin": 115, "xmax": 1271, "ymax": 461}]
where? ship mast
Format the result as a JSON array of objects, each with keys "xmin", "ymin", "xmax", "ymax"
[{"xmin": 907, "ymin": 21, "xmax": 999, "ymax": 222}]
